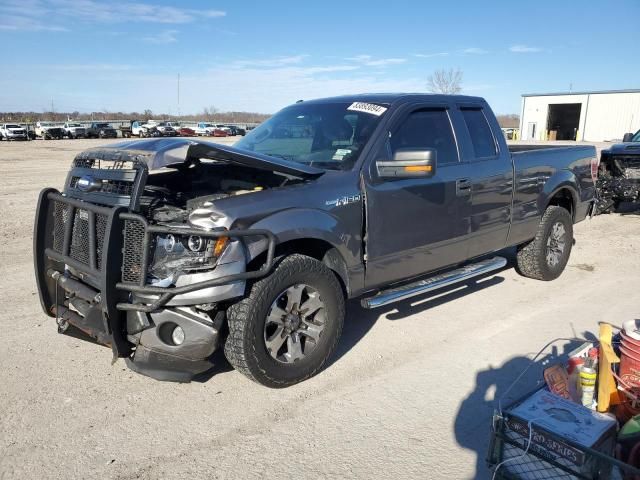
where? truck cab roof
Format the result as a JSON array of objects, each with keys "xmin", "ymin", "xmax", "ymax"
[{"xmin": 298, "ymin": 93, "xmax": 485, "ymax": 107}]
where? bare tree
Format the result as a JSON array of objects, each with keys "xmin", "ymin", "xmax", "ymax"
[
  {"xmin": 496, "ymin": 114, "xmax": 520, "ymax": 128},
  {"xmin": 143, "ymin": 109, "xmax": 153, "ymax": 120},
  {"xmin": 202, "ymin": 105, "xmax": 219, "ymax": 121},
  {"xmin": 426, "ymin": 68, "xmax": 463, "ymax": 94}
]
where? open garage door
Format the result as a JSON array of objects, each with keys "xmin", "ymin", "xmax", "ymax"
[{"xmin": 546, "ymin": 103, "xmax": 581, "ymax": 140}]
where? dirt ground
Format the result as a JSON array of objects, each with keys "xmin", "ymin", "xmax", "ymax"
[{"xmin": 0, "ymin": 139, "xmax": 638, "ymax": 479}]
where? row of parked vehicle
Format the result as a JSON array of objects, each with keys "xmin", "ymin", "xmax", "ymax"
[
  {"xmin": 0, "ymin": 120, "xmax": 248, "ymax": 141},
  {"xmin": 120, "ymin": 120, "xmax": 246, "ymax": 138},
  {"xmin": 0, "ymin": 122, "xmax": 114, "ymax": 140}
]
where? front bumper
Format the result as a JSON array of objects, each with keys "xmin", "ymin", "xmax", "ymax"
[
  {"xmin": 34, "ymin": 188, "xmax": 275, "ymax": 381},
  {"xmin": 5, "ymin": 132, "xmax": 27, "ymax": 140}
]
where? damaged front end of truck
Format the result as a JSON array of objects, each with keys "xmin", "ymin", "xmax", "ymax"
[
  {"xmin": 33, "ymin": 138, "xmax": 323, "ymax": 381},
  {"xmin": 596, "ymin": 144, "xmax": 640, "ymax": 213}
]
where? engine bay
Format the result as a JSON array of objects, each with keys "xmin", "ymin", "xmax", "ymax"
[{"xmin": 140, "ymin": 160, "xmax": 296, "ymax": 222}]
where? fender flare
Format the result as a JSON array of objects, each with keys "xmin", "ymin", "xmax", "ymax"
[
  {"xmin": 243, "ymin": 208, "xmax": 360, "ymax": 289},
  {"xmin": 538, "ymin": 170, "xmax": 579, "ymax": 216}
]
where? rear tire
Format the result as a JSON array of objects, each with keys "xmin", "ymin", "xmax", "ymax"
[
  {"xmin": 516, "ymin": 205, "xmax": 573, "ymax": 281},
  {"xmin": 224, "ymin": 254, "xmax": 345, "ymax": 388}
]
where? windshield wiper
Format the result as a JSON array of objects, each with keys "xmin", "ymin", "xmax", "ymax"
[{"xmin": 265, "ymin": 153, "xmax": 295, "ymax": 161}]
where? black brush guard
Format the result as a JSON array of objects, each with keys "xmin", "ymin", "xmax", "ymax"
[{"xmin": 34, "ymin": 188, "xmax": 275, "ymax": 358}]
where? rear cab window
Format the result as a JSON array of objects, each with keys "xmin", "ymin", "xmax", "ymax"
[{"xmin": 460, "ymin": 108, "xmax": 498, "ymax": 159}]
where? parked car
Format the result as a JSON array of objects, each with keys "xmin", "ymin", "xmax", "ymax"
[
  {"xmin": 35, "ymin": 121, "xmax": 65, "ymax": 140},
  {"xmin": 194, "ymin": 122, "xmax": 214, "ymax": 136},
  {"xmin": 596, "ymin": 128, "xmax": 640, "ymax": 212},
  {"xmin": 33, "ymin": 94, "xmax": 597, "ymax": 387},
  {"xmin": 224, "ymin": 125, "xmax": 246, "ymax": 136},
  {"xmin": 63, "ymin": 122, "xmax": 86, "ymax": 139},
  {"xmin": 86, "ymin": 122, "xmax": 117, "ymax": 139},
  {"xmin": 195, "ymin": 122, "xmax": 228, "ymax": 137},
  {"xmin": 501, "ymin": 127, "xmax": 518, "ymax": 140},
  {"xmin": 215, "ymin": 124, "xmax": 232, "ymax": 135},
  {"xmin": 155, "ymin": 122, "xmax": 179, "ymax": 137},
  {"xmin": 0, "ymin": 123, "xmax": 28, "ymax": 141},
  {"xmin": 177, "ymin": 126, "xmax": 196, "ymax": 137}
]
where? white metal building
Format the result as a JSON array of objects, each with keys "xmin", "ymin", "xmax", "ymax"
[{"xmin": 519, "ymin": 89, "xmax": 640, "ymax": 142}]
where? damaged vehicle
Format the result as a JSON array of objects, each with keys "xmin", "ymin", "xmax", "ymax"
[
  {"xmin": 35, "ymin": 121, "xmax": 65, "ymax": 140},
  {"xmin": 597, "ymin": 129, "xmax": 640, "ymax": 212},
  {"xmin": 34, "ymin": 94, "xmax": 597, "ymax": 387}
]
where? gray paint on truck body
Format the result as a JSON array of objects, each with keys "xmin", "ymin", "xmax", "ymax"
[
  {"xmin": 34, "ymin": 93, "xmax": 597, "ymax": 381},
  {"xmin": 192, "ymin": 94, "xmax": 595, "ymax": 297}
]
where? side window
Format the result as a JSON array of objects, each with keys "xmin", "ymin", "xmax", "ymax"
[
  {"xmin": 389, "ymin": 109, "xmax": 458, "ymax": 165},
  {"xmin": 461, "ymin": 108, "xmax": 497, "ymax": 158}
]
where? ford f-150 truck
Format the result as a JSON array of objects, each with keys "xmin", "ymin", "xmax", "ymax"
[{"xmin": 34, "ymin": 94, "xmax": 597, "ymax": 387}]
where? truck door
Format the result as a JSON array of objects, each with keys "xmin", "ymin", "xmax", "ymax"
[
  {"xmin": 363, "ymin": 106, "xmax": 473, "ymax": 289},
  {"xmin": 453, "ymin": 106, "xmax": 513, "ymax": 259}
]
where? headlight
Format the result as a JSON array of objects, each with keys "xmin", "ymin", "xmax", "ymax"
[
  {"xmin": 187, "ymin": 235, "xmax": 205, "ymax": 252},
  {"xmin": 150, "ymin": 232, "xmax": 229, "ymax": 280}
]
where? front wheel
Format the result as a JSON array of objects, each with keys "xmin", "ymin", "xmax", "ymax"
[
  {"xmin": 224, "ymin": 254, "xmax": 345, "ymax": 388},
  {"xmin": 516, "ymin": 205, "xmax": 573, "ymax": 281}
]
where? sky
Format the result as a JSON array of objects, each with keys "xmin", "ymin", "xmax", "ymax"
[{"xmin": 1, "ymin": 0, "xmax": 639, "ymax": 116}]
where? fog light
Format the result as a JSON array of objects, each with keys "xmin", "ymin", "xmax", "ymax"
[{"xmin": 171, "ymin": 326, "xmax": 185, "ymax": 345}]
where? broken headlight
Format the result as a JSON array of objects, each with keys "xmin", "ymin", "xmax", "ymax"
[{"xmin": 150, "ymin": 232, "xmax": 229, "ymax": 280}]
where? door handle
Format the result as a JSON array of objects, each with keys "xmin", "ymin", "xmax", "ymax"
[{"xmin": 456, "ymin": 178, "xmax": 472, "ymax": 197}]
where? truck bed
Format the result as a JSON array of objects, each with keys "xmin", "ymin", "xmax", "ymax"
[{"xmin": 508, "ymin": 144, "xmax": 586, "ymax": 153}]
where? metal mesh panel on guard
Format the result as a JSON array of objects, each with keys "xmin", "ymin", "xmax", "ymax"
[
  {"xmin": 70, "ymin": 209, "xmax": 90, "ymax": 264},
  {"xmin": 96, "ymin": 214, "xmax": 107, "ymax": 269},
  {"xmin": 52, "ymin": 200, "xmax": 109, "ymax": 270},
  {"xmin": 52, "ymin": 201, "xmax": 69, "ymax": 253},
  {"xmin": 122, "ymin": 219, "xmax": 146, "ymax": 283}
]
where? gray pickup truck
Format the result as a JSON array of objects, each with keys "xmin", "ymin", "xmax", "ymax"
[{"xmin": 34, "ymin": 94, "xmax": 597, "ymax": 387}]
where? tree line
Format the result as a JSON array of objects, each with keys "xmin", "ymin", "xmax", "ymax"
[{"xmin": 0, "ymin": 107, "xmax": 271, "ymax": 124}]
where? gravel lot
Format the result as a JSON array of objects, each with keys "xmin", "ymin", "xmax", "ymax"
[{"xmin": 1, "ymin": 139, "xmax": 638, "ymax": 479}]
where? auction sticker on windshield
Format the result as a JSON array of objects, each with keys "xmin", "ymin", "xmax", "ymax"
[{"xmin": 347, "ymin": 102, "xmax": 387, "ymax": 116}]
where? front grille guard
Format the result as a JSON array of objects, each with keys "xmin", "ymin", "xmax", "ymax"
[{"xmin": 35, "ymin": 188, "xmax": 276, "ymax": 355}]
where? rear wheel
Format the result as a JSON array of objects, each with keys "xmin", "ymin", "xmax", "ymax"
[
  {"xmin": 224, "ymin": 254, "xmax": 344, "ymax": 388},
  {"xmin": 516, "ymin": 205, "xmax": 573, "ymax": 281}
]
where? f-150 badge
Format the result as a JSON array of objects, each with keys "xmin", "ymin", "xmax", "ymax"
[{"xmin": 326, "ymin": 194, "xmax": 361, "ymax": 207}]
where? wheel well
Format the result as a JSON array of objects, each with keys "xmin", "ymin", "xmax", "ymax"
[
  {"xmin": 247, "ymin": 238, "xmax": 349, "ymax": 295},
  {"xmin": 547, "ymin": 188, "xmax": 574, "ymax": 219}
]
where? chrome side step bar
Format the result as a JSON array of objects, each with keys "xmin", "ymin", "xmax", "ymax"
[{"xmin": 361, "ymin": 256, "xmax": 507, "ymax": 309}]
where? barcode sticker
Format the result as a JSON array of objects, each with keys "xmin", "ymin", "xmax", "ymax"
[{"xmin": 347, "ymin": 102, "xmax": 387, "ymax": 116}]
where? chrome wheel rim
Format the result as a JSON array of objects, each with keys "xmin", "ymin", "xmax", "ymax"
[
  {"xmin": 546, "ymin": 221, "xmax": 566, "ymax": 267},
  {"xmin": 264, "ymin": 284, "xmax": 327, "ymax": 364}
]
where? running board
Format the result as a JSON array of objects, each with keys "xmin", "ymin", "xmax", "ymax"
[{"xmin": 361, "ymin": 256, "xmax": 507, "ymax": 309}]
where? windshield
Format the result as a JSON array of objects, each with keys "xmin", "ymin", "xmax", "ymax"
[
  {"xmin": 235, "ymin": 101, "xmax": 388, "ymax": 170},
  {"xmin": 95, "ymin": 123, "xmax": 110, "ymax": 128},
  {"xmin": 632, "ymin": 130, "xmax": 640, "ymax": 142},
  {"xmin": 6, "ymin": 124, "xmax": 20, "ymax": 128},
  {"xmin": 67, "ymin": 123, "xmax": 81, "ymax": 127}
]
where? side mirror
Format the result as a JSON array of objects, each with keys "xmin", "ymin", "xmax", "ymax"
[
  {"xmin": 376, "ymin": 148, "xmax": 437, "ymax": 178},
  {"xmin": 623, "ymin": 132, "xmax": 634, "ymax": 143}
]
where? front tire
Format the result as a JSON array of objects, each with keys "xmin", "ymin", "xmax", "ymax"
[
  {"xmin": 516, "ymin": 205, "xmax": 573, "ymax": 281},
  {"xmin": 224, "ymin": 254, "xmax": 345, "ymax": 388}
]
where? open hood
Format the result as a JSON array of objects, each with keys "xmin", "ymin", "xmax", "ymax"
[
  {"xmin": 603, "ymin": 142, "xmax": 640, "ymax": 155},
  {"xmin": 76, "ymin": 138, "xmax": 325, "ymax": 179}
]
